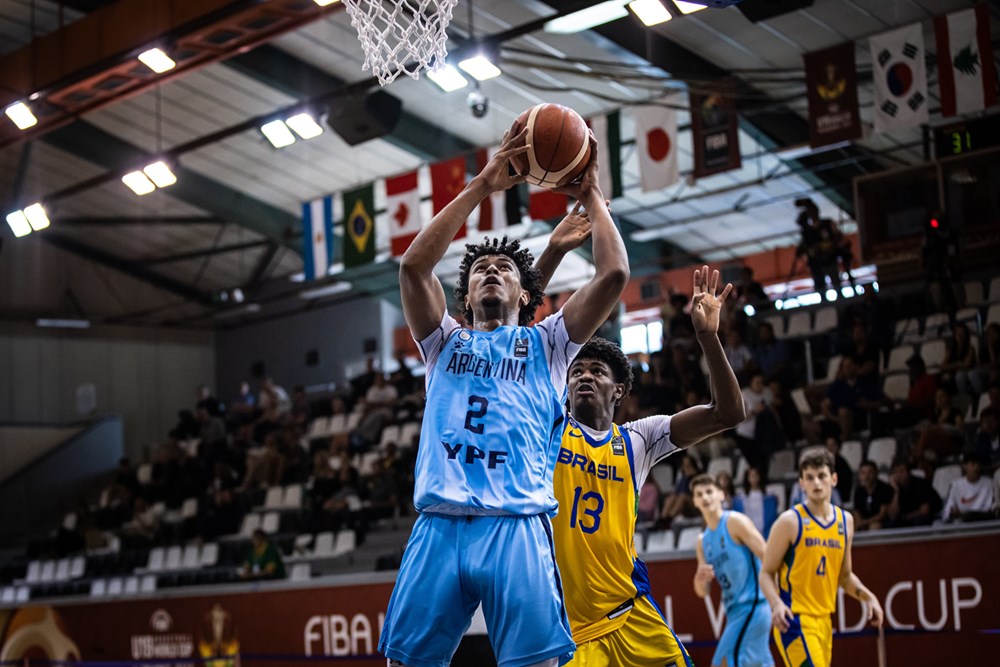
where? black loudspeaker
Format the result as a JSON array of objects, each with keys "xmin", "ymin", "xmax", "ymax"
[
  {"xmin": 326, "ymin": 90, "xmax": 403, "ymax": 146},
  {"xmin": 736, "ymin": 0, "xmax": 814, "ymax": 22}
]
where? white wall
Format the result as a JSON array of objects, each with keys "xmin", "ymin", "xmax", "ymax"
[{"xmin": 0, "ymin": 330, "xmax": 215, "ymax": 460}]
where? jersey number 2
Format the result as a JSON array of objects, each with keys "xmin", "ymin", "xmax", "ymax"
[
  {"xmin": 816, "ymin": 556, "xmax": 827, "ymax": 576},
  {"xmin": 464, "ymin": 395, "xmax": 489, "ymax": 434},
  {"xmin": 569, "ymin": 487, "xmax": 604, "ymax": 534}
]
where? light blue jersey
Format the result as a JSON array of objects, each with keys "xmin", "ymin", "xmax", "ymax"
[
  {"xmin": 414, "ymin": 310, "xmax": 580, "ymax": 515},
  {"xmin": 701, "ymin": 511, "xmax": 765, "ymax": 609}
]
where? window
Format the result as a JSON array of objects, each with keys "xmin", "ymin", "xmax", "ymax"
[{"xmin": 620, "ymin": 321, "xmax": 663, "ymax": 355}]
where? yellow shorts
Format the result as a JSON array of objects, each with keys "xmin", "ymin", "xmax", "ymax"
[
  {"xmin": 565, "ymin": 595, "xmax": 692, "ymax": 667},
  {"xmin": 774, "ymin": 613, "xmax": 832, "ymax": 667}
]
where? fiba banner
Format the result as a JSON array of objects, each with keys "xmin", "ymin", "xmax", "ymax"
[
  {"xmin": 804, "ymin": 42, "xmax": 862, "ymax": 148},
  {"xmin": 631, "ymin": 96, "xmax": 681, "ymax": 192},
  {"xmin": 385, "ymin": 171, "xmax": 422, "ymax": 258},
  {"xmin": 301, "ymin": 195, "xmax": 336, "ymax": 281},
  {"xmin": 934, "ymin": 4, "xmax": 997, "ymax": 117},
  {"xmin": 869, "ymin": 23, "xmax": 928, "ymax": 133},
  {"xmin": 3, "ymin": 531, "xmax": 997, "ymax": 667},
  {"xmin": 342, "ymin": 184, "xmax": 375, "ymax": 268},
  {"xmin": 689, "ymin": 81, "xmax": 741, "ymax": 179}
]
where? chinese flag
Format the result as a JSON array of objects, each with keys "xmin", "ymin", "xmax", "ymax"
[{"xmin": 431, "ymin": 156, "xmax": 467, "ymax": 240}]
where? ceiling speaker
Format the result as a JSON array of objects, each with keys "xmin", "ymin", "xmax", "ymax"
[
  {"xmin": 736, "ymin": 0, "xmax": 813, "ymax": 22},
  {"xmin": 326, "ymin": 90, "xmax": 403, "ymax": 146}
]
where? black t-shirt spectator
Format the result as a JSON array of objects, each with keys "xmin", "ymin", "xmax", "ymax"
[
  {"xmin": 898, "ymin": 475, "xmax": 943, "ymax": 518},
  {"xmin": 853, "ymin": 479, "xmax": 893, "ymax": 519}
]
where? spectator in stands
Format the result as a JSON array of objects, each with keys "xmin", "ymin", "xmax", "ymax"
[
  {"xmin": 825, "ymin": 436, "xmax": 853, "ymax": 500},
  {"xmin": 974, "ymin": 407, "xmax": 999, "ymax": 471},
  {"xmin": 648, "ymin": 349, "xmax": 682, "ymax": 415},
  {"xmin": 724, "ymin": 328, "xmax": 753, "ymax": 386},
  {"xmin": 942, "ymin": 452, "xmax": 993, "ymax": 522},
  {"xmin": 228, "ymin": 380, "xmax": 256, "ymax": 420},
  {"xmin": 241, "ymin": 529, "xmax": 286, "ymax": 580},
  {"xmin": 365, "ymin": 457, "xmax": 400, "ymax": 523},
  {"xmin": 886, "ymin": 458, "xmax": 942, "ymax": 528},
  {"xmin": 716, "ymin": 471, "xmax": 735, "ymax": 509},
  {"xmin": 769, "ymin": 379, "xmax": 803, "ymax": 444},
  {"xmin": 290, "ymin": 385, "xmax": 311, "ymax": 429},
  {"xmin": 750, "ymin": 320, "xmax": 790, "ymax": 386},
  {"xmin": 844, "ymin": 288, "xmax": 894, "ymax": 367},
  {"xmin": 735, "ymin": 373, "xmax": 782, "ymax": 474},
  {"xmin": 257, "ymin": 377, "xmax": 291, "ymax": 416},
  {"xmin": 119, "ymin": 496, "xmax": 159, "ymax": 547},
  {"xmin": 239, "ymin": 432, "xmax": 285, "ymax": 492},
  {"xmin": 660, "ymin": 454, "xmax": 702, "ymax": 526},
  {"xmin": 941, "ymin": 322, "xmax": 981, "ymax": 397},
  {"xmin": 197, "ymin": 405, "xmax": 227, "ymax": 446},
  {"xmin": 196, "ymin": 384, "xmax": 225, "ymax": 417},
  {"xmin": 845, "ymin": 321, "xmax": 880, "ymax": 384},
  {"xmin": 200, "ymin": 486, "xmax": 242, "ymax": 540},
  {"xmin": 350, "ymin": 357, "xmax": 378, "ymax": 401},
  {"xmin": 826, "ymin": 356, "xmax": 884, "ymax": 439},
  {"xmin": 736, "ymin": 266, "xmax": 768, "ymax": 309},
  {"xmin": 667, "ymin": 292, "xmax": 695, "ymax": 344},
  {"xmin": 904, "ymin": 355, "xmax": 938, "ymax": 423},
  {"xmin": 972, "ymin": 323, "xmax": 1000, "ymax": 395},
  {"xmin": 852, "ymin": 460, "xmax": 893, "ymax": 531},
  {"xmin": 671, "ymin": 342, "xmax": 710, "ymax": 405},
  {"xmin": 732, "ymin": 466, "xmax": 778, "ymax": 537},
  {"xmin": 912, "ymin": 387, "xmax": 965, "ymax": 464},
  {"xmin": 637, "ymin": 477, "xmax": 661, "ymax": 525},
  {"xmin": 391, "ymin": 350, "xmax": 416, "ymax": 397}
]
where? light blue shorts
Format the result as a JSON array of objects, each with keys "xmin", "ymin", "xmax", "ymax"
[
  {"xmin": 713, "ymin": 600, "xmax": 774, "ymax": 667},
  {"xmin": 378, "ymin": 513, "xmax": 575, "ymax": 667}
]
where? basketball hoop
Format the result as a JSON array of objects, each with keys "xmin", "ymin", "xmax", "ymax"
[{"xmin": 342, "ymin": 0, "xmax": 459, "ymax": 86}]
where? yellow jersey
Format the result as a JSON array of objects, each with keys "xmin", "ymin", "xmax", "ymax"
[
  {"xmin": 552, "ymin": 416, "xmax": 676, "ymax": 643},
  {"xmin": 778, "ymin": 503, "xmax": 847, "ymax": 616}
]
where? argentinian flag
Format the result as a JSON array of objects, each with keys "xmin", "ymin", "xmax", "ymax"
[{"xmin": 302, "ymin": 195, "xmax": 336, "ymax": 281}]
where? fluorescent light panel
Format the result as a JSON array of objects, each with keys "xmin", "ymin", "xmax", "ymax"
[
  {"xmin": 6, "ymin": 210, "xmax": 31, "ymax": 237},
  {"xmin": 545, "ymin": 1, "xmax": 629, "ymax": 34},
  {"xmin": 137, "ymin": 48, "xmax": 176, "ymax": 74},
  {"xmin": 143, "ymin": 161, "xmax": 177, "ymax": 188},
  {"xmin": 674, "ymin": 1, "xmax": 708, "ymax": 14},
  {"xmin": 286, "ymin": 113, "xmax": 324, "ymax": 139},
  {"xmin": 122, "ymin": 171, "xmax": 156, "ymax": 195},
  {"xmin": 313, "ymin": 0, "xmax": 341, "ymax": 6},
  {"xmin": 23, "ymin": 203, "xmax": 49, "ymax": 231},
  {"xmin": 629, "ymin": 0, "xmax": 672, "ymax": 26},
  {"xmin": 458, "ymin": 55, "xmax": 502, "ymax": 81},
  {"xmin": 260, "ymin": 119, "xmax": 296, "ymax": 148},
  {"xmin": 4, "ymin": 101, "xmax": 37, "ymax": 130},
  {"xmin": 299, "ymin": 281, "xmax": 353, "ymax": 300},
  {"xmin": 36, "ymin": 318, "xmax": 91, "ymax": 329},
  {"xmin": 427, "ymin": 64, "xmax": 469, "ymax": 92}
]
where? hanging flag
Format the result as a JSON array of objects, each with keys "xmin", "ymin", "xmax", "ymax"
[
  {"xmin": 301, "ymin": 195, "xmax": 335, "ymax": 281},
  {"xmin": 934, "ymin": 4, "xmax": 997, "ymax": 117},
  {"xmin": 690, "ymin": 81, "xmax": 741, "ymax": 178},
  {"xmin": 475, "ymin": 147, "xmax": 520, "ymax": 233},
  {"xmin": 631, "ymin": 96, "xmax": 680, "ymax": 192},
  {"xmin": 430, "ymin": 155, "xmax": 467, "ymax": 240},
  {"xmin": 869, "ymin": 23, "xmax": 928, "ymax": 133},
  {"xmin": 804, "ymin": 42, "xmax": 862, "ymax": 148},
  {"xmin": 342, "ymin": 184, "xmax": 375, "ymax": 268},
  {"xmin": 588, "ymin": 111, "xmax": 623, "ymax": 199},
  {"xmin": 528, "ymin": 185, "xmax": 568, "ymax": 222},
  {"xmin": 386, "ymin": 171, "xmax": 422, "ymax": 258}
]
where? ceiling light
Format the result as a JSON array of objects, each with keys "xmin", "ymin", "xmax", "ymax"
[
  {"xmin": 138, "ymin": 48, "xmax": 176, "ymax": 74},
  {"xmin": 629, "ymin": 0, "xmax": 672, "ymax": 26},
  {"xmin": 313, "ymin": 0, "xmax": 341, "ymax": 6},
  {"xmin": 260, "ymin": 119, "xmax": 296, "ymax": 148},
  {"xmin": 36, "ymin": 318, "xmax": 91, "ymax": 329},
  {"xmin": 427, "ymin": 64, "xmax": 469, "ymax": 92},
  {"xmin": 545, "ymin": 1, "xmax": 629, "ymax": 34},
  {"xmin": 23, "ymin": 203, "xmax": 50, "ymax": 231},
  {"xmin": 299, "ymin": 281, "xmax": 353, "ymax": 300},
  {"xmin": 674, "ymin": 1, "xmax": 707, "ymax": 14},
  {"xmin": 4, "ymin": 101, "xmax": 37, "ymax": 130},
  {"xmin": 286, "ymin": 113, "xmax": 324, "ymax": 139},
  {"xmin": 459, "ymin": 55, "xmax": 502, "ymax": 81},
  {"xmin": 143, "ymin": 161, "xmax": 177, "ymax": 188},
  {"xmin": 122, "ymin": 171, "xmax": 156, "ymax": 195},
  {"xmin": 5, "ymin": 210, "xmax": 31, "ymax": 237}
]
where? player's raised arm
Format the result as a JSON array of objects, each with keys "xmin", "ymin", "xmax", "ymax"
[
  {"xmin": 837, "ymin": 512, "xmax": 884, "ymax": 627},
  {"xmin": 553, "ymin": 135, "xmax": 629, "ymax": 343},
  {"xmin": 760, "ymin": 511, "xmax": 797, "ymax": 632},
  {"xmin": 399, "ymin": 125, "xmax": 528, "ymax": 339},
  {"xmin": 670, "ymin": 266, "xmax": 746, "ymax": 447}
]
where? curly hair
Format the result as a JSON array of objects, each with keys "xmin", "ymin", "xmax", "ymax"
[
  {"xmin": 454, "ymin": 236, "xmax": 544, "ymax": 326},
  {"xmin": 573, "ymin": 337, "xmax": 634, "ymax": 398}
]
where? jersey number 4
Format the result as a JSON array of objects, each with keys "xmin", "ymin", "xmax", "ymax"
[
  {"xmin": 816, "ymin": 556, "xmax": 827, "ymax": 576},
  {"xmin": 569, "ymin": 487, "xmax": 604, "ymax": 534}
]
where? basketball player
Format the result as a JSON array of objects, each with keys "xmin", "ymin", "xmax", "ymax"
[
  {"xmin": 692, "ymin": 475, "xmax": 773, "ymax": 667},
  {"xmin": 379, "ymin": 122, "xmax": 629, "ymax": 667},
  {"xmin": 760, "ymin": 449, "xmax": 884, "ymax": 667},
  {"xmin": 539, "ymin": 265, "xmax": 745, "ymax": 667}
]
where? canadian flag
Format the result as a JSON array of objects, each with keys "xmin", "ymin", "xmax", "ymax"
[
  {"xmin": 632, "ymin": 96, "xmax": 680, "ymax": 192},
  {"xmin": 386, "ymin": 171, "xmax": 422, "ymax": 258},
  {"xmin": 934, "ymin": 4, "xmax": 997, "ymax": 117}
]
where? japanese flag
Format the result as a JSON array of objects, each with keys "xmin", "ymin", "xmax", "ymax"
[{"xmin": 632, "ymin": 95, "xmax": 680, "ymax": 192}]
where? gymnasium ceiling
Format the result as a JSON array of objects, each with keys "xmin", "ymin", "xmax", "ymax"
[{"xmin": 0, "ymin": 0, "xmax": 994, "ymax": 328}]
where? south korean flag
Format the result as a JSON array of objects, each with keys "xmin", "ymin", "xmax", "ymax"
[{"xmin": 869, "ymin": 22, "xmax": 929, "ymax": 133}]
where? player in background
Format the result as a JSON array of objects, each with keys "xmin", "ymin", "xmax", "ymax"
[
  {"xmin": 379, "ymin": 123, "xmax": 629, "ymax": 667},
  {"xmin": 532, "ymin": 255, "xmax": 745, "ymax": 666},
  {"xmin": 760, "ymin": 449, "xmax": 883, "ymax": 667},
  {"xmin": 692, "ymin": 475, "xmax": 773, "ymax": 667}
]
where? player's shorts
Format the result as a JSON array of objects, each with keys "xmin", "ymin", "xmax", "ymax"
[
  {"xmin": 774, "ymin": 612, "xmax": 831, "ymax": 667},
  {"xmin": 378, "ymin": 513, "xmax": 575, "ymax": 667},
  {"xmin": 713, "ymin": 600, "xmax": 773, "ymax": 667},
  {"xmin": 564, "ymin": 594, "xmax": 692, "ymax": 667}
]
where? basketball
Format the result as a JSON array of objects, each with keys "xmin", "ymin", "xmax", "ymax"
[{"xmin": 510, "ymin": 103, "xmax": 592, "ymax": 188}]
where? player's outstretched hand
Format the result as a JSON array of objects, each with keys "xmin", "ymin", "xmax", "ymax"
[
  {"xmin": 480, "ymin": 123, "xmax": 529, "ymax": 193},
  {"xmin": 554, "ymin": 131, "xmax": 600, "ymax": 200},
  {"xmin": 867, "ymin": 595, "xmax": 884, "ymax": 628},
  {"xmin": 547, "ymin": 199, "xmax": 609, "ymax": 254},
  {"xmin": 771, "ymin": 601, "xmax": 794, "ymax": 633},
  {"xmin": 694, "ymin": 564, "xmax": 715, "ymax": 586},
  {"xmin": 691, "ymin": 265, "xmax": 733, "ymax": 336}
]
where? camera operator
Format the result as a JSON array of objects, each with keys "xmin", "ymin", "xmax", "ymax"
[{"xmin": 794, "ymin": 198, "xmax": 855, "ymax": 297}]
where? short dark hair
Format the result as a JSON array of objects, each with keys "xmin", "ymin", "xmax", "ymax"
[
  {"xmin": 799, "ymin": 448, "xmax": 834, "ymax": 475},
  {"xmin": 858, "ymin": 459, "xmax": 878, "ymax": 472},
  {"xmin": 690, "ymin": 474, "xmax": 719, "ymax": 492},
  {"xmin": 890, "ymin": 456, "xmax": 909, "ymax": 470},
  {"xmin": 454, "ymin": 236, "xmax": 543, "ymax": 326},
  {"xmin": 573, "ymin": 337, "xmax": 634, "ymax": 398},
  {"xmin": 962, "ymin": 450, "xmax": 984, "ymax": 465}
]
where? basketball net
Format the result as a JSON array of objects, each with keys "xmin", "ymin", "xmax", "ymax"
[{"xmin": 342, "ymin": 0, "xmax": 459, "ymax": 86}]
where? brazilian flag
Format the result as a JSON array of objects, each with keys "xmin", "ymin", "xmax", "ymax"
[{"xmin": 342, "ymin": 183, "xmax": 375, "ymax": 268}]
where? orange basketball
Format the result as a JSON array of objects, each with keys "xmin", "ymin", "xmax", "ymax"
[{"xmin": 510, "ymin": 103, "xmax": 591, "ymax": 188}]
